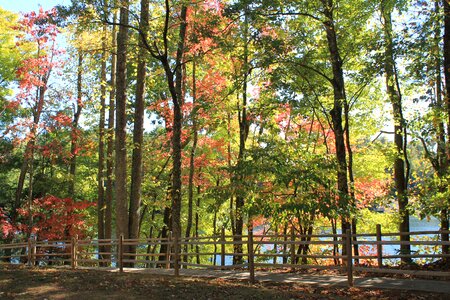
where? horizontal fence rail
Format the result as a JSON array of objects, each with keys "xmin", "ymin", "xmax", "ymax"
[{"xmin": 1, "ymin": 226, "xmax": 450, "ymax": 286}]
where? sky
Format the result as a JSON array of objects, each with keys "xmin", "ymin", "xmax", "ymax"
[{"xmin": 0, "ymin": 0, "xmax": 70, "ymax": 13}]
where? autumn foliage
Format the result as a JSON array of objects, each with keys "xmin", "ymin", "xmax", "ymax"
[
  {"xmin": 0, "ymin": 208, "xmax": 13, "ymax": 238},
  {"xmin": 0, "ymin": 0, "xmax": 447, "ymax": 271},
  {"xmin": 3, "ymin": 195, "xmax": 94, "ymax": 241},
  {"xmin": 12, "ymin": 7, "xmax": 61, "ymax": 109},
  {"xmin": 354, "ymin": 178, "xmax": 391, "ymax": 208}
]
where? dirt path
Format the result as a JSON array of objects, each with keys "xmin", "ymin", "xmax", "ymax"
[
  {"xmin": 1, "ymin": 264, "xmax": 449, "ymax": 299},
  {"xmin": 113, "ymin": 267, "xmax": 450, "ymax": 294}
]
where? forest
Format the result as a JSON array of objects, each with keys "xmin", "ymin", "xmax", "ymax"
[{"xmin": 0, "ymin": 0, "xmax": 449, "ymax": 268}]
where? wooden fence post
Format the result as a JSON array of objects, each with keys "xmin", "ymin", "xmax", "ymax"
[
  {"xmin": 221, "ymin": 227, "xmax": 225, "ymax": 268},
  {"xmin": 119, "ymin": 234, "xmax": 124, "ymax": 273},
  {"xmin": 290, "ymin": 228, "xmax": 296, "ymax": 270},
  {"xmin": 70, "ymin": 235, "xmax": 77, "ymax": 269},
  {"xmin": 166, "ymin": 232, "xmax": 172, "ymax": 270},
  {"xmin": 376, "ymin": 224, "xmax": 383, "ymax": 268},
  {"xmin": 248, "ymin": 228, "xmax": 255, "ymax": 284},
  {"xmin": 32, "ymin": 237, "xmax": 36, "ymax": 266},
  {"xmin": 27, "ymin": 238, "xmax": 32, "ymax": 267},
  {"xmin": 71, "ymin": 237, "xmax": 75, "ymax": 269},
  {"xmin": 71, "ymin": 235, "xmax": 78, "ymax": 269},
  {"xmin": 173, "ymin": 231, "xmax": 180, "ymax": 276},
  {"xmin": 283, "ymin": 227, "xmax": 287, "ymax": 264},
  {"xmin": 441, "ymin": 225, "xmax": 449, "ymax": 261},
  {"xmin": 346, "ymin": 229, "xmax": 353, "ymax": 287},
  {"xmin": 74, "ymin": 234, "xmax": 78, "ymax": 268},
  {"xmin": 273, "ymin": 231, "xmax": 278, "ymax": 265}
]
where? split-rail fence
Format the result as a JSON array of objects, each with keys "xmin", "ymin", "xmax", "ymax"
[{"xmin": 1, "ymin": 225, "xmax": 450, "ymax": 286}]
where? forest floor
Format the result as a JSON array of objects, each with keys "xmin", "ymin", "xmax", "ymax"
[{"xmin": 1, "ymin": 264, "xmax": 449, "ymax": 299}]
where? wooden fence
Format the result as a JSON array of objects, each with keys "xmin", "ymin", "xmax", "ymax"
[{"xmin": 1, "ymin": 226, "xmax": 450, "ymax": 286}]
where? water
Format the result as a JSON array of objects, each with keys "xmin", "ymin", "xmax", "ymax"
[
  {"xmin": 212, "ymin": 216, "xmax": 444, "ymax": 266},
  {"xmin": 409, "ymin": 215, "xmax": 440, "ymax": 231},
  {"xmin": 380, "ymin": 216, "xmax": 442, "ymax": 264},
  {"xmin": 382, "ymin": 215, "xmax": 441, "ymax": 256}
]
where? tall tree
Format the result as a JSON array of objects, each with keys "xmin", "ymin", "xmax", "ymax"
[
  {"xmin": 440, "ymin": 0, "xmax": 450, "ymax": 256},
  {"xmin": 128, "ymin": 0, "xmax": 149, "ymax": 262},
  {"xmin": 105, "ymin": 6, "xmax": 117, "ymax": 257},
  {"xmin": 232, "ymin": 3, "xmax": 251, "ymax": 265},
  {"xmin": 445, "ymin": 0, "xmax": 450, "ymax": 140},
  {"xmin": 12, "ymin": 8, "xmax": 60, "ymax": 222},
  {"xmin": 185, "ymin": 60, "xmax": 198, "ymax": 260},
  {"xmin": 168, "ymin": 3, "xmax": 188, "ymax": 275},
  {"xmin": 97, "ymin": 3, "xmax": 108, "ymax": 263},
  {"xmin": 380, "ymin": 0, "xmax": 411, "ymax": 262},
  {"xmin": 411, "ymin": 0, "xmax": 449, "ymax": 259},
  {"xmin": 131, "ymin": 0, "xmax": 188, "ymax": 274},
  {"xmin": 115, "ymin": 1, "xmax": 130, "ymax": 239},
  {"xmin": 321, "ymin": 0, "xmax": 350, "ymax": 235}
]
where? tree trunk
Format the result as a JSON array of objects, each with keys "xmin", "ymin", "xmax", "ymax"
[
  {"xmin": 227, "ymin": 112, "xmax": 235, "ymax": 237},
  {"xmin": 331, "ymin": 218, "xmax": 339, "ymax": 265},
  {"xmin": 159, "ymin": 205, "xmax": 171, "ymax": 266},
  {"xmin": 128, "ymin": 0, "xmax": 149, "ymax": 265},
  {"xmin": 213, "ymin": 210, "xmax": 217, "ymax": 265},
  {"xmin": 27, "ymin": 151, "xmax": 34, "ymax": 241},
  {"xmin": 14, "ymin": 142, "xmax": 33, "ymax": 222},
  {"xmin": 137, "ymin": 1, "xmax": 188, "ymax": 270},
  {"xmin": 14, "ymin": 78, "xmax": 46, "ymax": 223},
  {"xmin": 438, "ymin": 0, "xmax": 449, "ymax": 257},
  {"xmin": 159, "ymin": 3, "xmax": 188, "ymax": 276},
  {"xmin": 7, "ymin": 82, "xmax": 46, "ymax": 260},
  {"xmin": 381, "ymin": 0, "xmax": 411, "ymax": 263},
  {"xmin": 344, "ymin": 95, "xmax": 358, "ymax": 262},
  {"xmin": 185, "ymin": 60, "xmax": 198, "ymax": 263},
  {"xmin": 195, "ymin": 183, "xmax": 201, "ymax": 264},
  {"xmin": 444, "ymin": 0, "xmax": 450, "ymax": 147},
  {"xmin": 321, "ymin": 0, "xmax": 350, "ymax": 246},
  {"xmin": 105, "ymin": 9, "xmax": 117, "ymax": 263},
  {"xmin": 97, "ymin": 1, "xmax": 110, "ymax": 266},
  {"xmin": 145, "ymin": 208, "xmax": 156, "ymax": 268},
  {"xmin": 233, "ymin": 5, "xmax": 250, "ymax": 265},
  {"xmin": 97, "ymin": 37, "xmax": 106, "ymax": 247},
  {"xmin": 282, "ymin": 224, "xmax": 288, "ymax": 264},
  {"xmin": 70, "ymin": 52, "xmax": 83, "ymax": 197},
  {"xmin": 442, "ymin": 0, "xmax": 450, "ymax": 258},
  {"xmin": 115, "ymin": 1, "xmax": 130, "ymax": 240}
]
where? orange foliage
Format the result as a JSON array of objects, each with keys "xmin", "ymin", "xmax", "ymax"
[
  {"xmin": 0, "ymin": 208, "xmax": 13, "ymax": 238},
  {"xmin": 354, "ymin": 177, "xmax": 390, "ymax": 208},
  {"xmin": 16, "ymin": 195, "xmax": 94, "ymax": 240}
]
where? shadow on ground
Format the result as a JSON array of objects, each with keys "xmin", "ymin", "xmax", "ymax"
[{"xmin": 0, "ymin": 264, "xmax": 448, "ymax": 299}]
